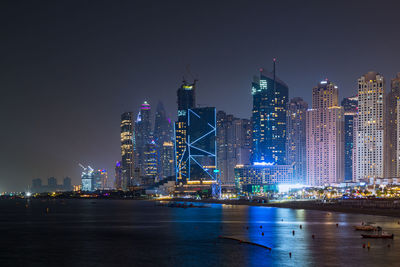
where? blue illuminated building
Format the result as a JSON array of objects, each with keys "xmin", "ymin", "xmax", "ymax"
[
  {"xmin": 341, "ymin": 96, "xmax": 358, "ymax": 181},
  {"xmin": 251, "ymin": 60, "xmax": 289, "ymax": 165},
  {"xmin": 175, "ymin": 107, "xmax": 218, "ymax": 184}
]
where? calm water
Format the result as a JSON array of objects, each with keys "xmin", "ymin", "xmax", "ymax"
[{"xmin": 1, "ymin": 199, "xmax": 399, "ymax": 266}]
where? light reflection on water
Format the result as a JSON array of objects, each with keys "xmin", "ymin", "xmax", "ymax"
[{"xmin": 0, "ymin": 199, "xmax": 399, "ymax": 266}]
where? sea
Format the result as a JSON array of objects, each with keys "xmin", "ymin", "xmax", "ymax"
[{"xmin": 0, "ymin": 199, "xmax": 399, "ymax": 266}]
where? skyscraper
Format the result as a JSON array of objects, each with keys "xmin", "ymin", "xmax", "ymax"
[
  {"xmin": 385, "ymin": 73, "xmax": 400, "ymax": 179},
  {"xmin": 251, "ymin": 60, "xmax": 288, "ymax": 165},
  {"xmin": 175, "ymin": 80, "xmax": 197, "ymax": 183},
  {"xmin": 175, "ymin": 107, "xmax": 217, "ymax": 184},
  {"xmin": 144, "ymin": 142, "xmax": 158, "ymax": 182},
  {"xmin": 161, "ymin": 141, "xmax": 175, "ymax": 178},
  {"xmin": 397, "ymin": 99, "xmax": 400, "ymax": 176},
  {"xmin": 121, "ymin": 112, "xmax": 134, "ymax": 190},
  {"xmin": 153, "ymin": 101, "xmax": 173, "ymax": 180},
  {"xmin": 114, "ymin": 161, "xmax": 123, "ymax": 190},
  {"xmin": 356, "ymin": 72, "xmax": 385, "ymax": 182},
  {"xmin": 217, "ymin": 111, "xmax": 251, "ymax": 185},
  {"xmin": 306, "ymin": 80, "xmax": 344, "ymax": 185},
  {"xmin": 92, "ymin": 169, "xmax": 107, "ymax": 190},
  {"xmin": 48, "ymin": 177, "xmax": 57, "ymax": 192},
  {"xmin": 81, "ymin": 165, "xmax": 94, "ymax": 192},
  {"xmin": 177, "ymin": 80, "xmax": 196, "ymax": 118},
  {"xmin": 341, "ymin": 96, "xmax": 358, "ymax": 182},
  {"xmin": 135, "ymin": 101, "xmax": 153, "ymax": 178},
  {"xmin": 286, "ymin": 97, "xmax": 308, "ymax": 184},
  {"xmin": 63, "ymin": 177, "xmax": 72, "ymax": 191}
]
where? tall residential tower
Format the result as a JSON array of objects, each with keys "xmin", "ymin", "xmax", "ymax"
[
  {"xmin": 286, "ymin": 97, "xmax": 308, "ymax": 184},
  {"xmin": 306, "ymin": 80, "xmax": 344, "ymax": 185},
  {"xmin": 217, "ymin": 111, "xmax": 251, "ymax": 185},
  {"xmin": 356, "ymin": 72, "xmax": 385, "ymax": 182},
  {"xmin": 385, "ymin": 73, "xmax": 400, "ymax": 179}
]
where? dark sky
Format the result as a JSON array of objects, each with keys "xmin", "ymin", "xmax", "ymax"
[{"xmin": 1, "ymin": 0, "xmax": 400, "ymax": 191}]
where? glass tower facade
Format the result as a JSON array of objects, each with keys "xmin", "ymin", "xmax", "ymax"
[
  {"xmin": 251, "ymin": 62, "xmax": 288, "ymax": 165},
  {"xmin": 341, "ymin": 96, "xmax": 358, "ymax": 182},
  {"xmin": 286, "ymin": 97, "xmax": 308, "ymax": 184},
  {"xmin": 175, "ymin": 107, "xmax": 217, "ymax": 184},
  {"xmin": 120, "ymin": 112, "xmax": 134, "ymax": 190}
]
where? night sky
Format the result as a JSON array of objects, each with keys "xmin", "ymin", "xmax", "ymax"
[{"xmin": 1, "ymin": 0, "xmax": 400, "ymax": 191}]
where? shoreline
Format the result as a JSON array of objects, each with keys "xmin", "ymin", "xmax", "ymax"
[{"xmin": 169, "ymin": 198, "xmax": 400, "ymax": 218}]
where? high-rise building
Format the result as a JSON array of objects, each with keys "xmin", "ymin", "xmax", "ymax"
[
  {"xmin": 177, "ymin": 80, "xmax": 196, "ymax": 118},
  {"xmin": 217, "ymin": 111, "xmax": 251, "ymax": 185},
  {"xmin": 144, "ymin": 142, "xmax": 158, "ymax": 181},
  {"xmin": 154, "ymin": 101, "xmax": 174, "ymax": 180},
  {"xmin": 356, "ymin": 72, "xmax": 385, "ymax": 182},
  {"xmin": 385, "ymin": 73, "xmax": 400, "ymax": 179},
  {"xmin": 48, "ymin": 177, "xmax": 58, "ymax": 191},
  {"xmin": 32, "ymin": 177, "xmax": 72, "ymax": 192},
  {"xmin": 251, "ymin": 60, "xmax": 288, "ymax": 165},
  {"xmin": 397, "ymin": 99, "xmax": 400, "ymax": 176},
  {"xmin": 161, "ymin": 141, "xmax": 175, "ymax": 179},
  {"xmin": 114, "ymin": 161, "xmax": 123, "ymax": 190},
  {"xmin": 121, "ymin": 112, "xmax": 134, "ymax": 190},
  {"xmin": 306, "ymin": 80, "xmax": 344, "ymax": 185},
  {"xmin": 341, "ymin": 96, "xmax": 358, "ymax": 182},
  {"xmin": 135, "ymin": 101, "xmax": 153, "ymax": 178},
  {"xmin": 234, "ymin": 164, "xmax": 294, "ymax": 194},
  {"xmin": 286, "ymin": 97, "xmax": 308, "ymax": 184},
  {"xmin": 175, "ymin": 107, "xmax": 217, "ymax": 184},
  {"xmin": 92, "ymin": 169, "xmax": 107, "ymax": 190},
  {"xmin": 175, "ymin": 80, "xmax": 197, "ymax": 183},
  {"xmin": 81, "ymin": 166, "xmax": 94, "ymax": 192},
  {"xmin": 63, "ymin": 177, "xmax": 72, "ymax": 191}
]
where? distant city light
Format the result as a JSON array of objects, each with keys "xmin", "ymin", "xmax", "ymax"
[
  {"xmin": 278, "ymin": 184, "xmax": 304, "ymax": 193},
  {"xmin": 253, "ymin": 162, "xmax": 275, "ymax": 166}
]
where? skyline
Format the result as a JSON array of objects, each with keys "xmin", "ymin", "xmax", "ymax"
[{"xmin": 2, "ymin": 0, "xmax": 400, "ymax": 191}]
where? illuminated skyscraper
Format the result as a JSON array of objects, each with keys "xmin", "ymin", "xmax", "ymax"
[
  {"xmin": 121, "ymin": 112, "xmax": 134, "ymax": 190},
  {"xmin": 177, "ymin": 80, "xmax": 196, "ymax": 118},
  {"xmin": 217, "ymin": 111, "xmax": 251, "ymax": 185},
  {"xmin": 306, "ymin": 80, "xmax": 344, "ymax": 185},
  {"xmin": 341, "ymin": 96, "xmax": 358, "ymax": 182},
  {"xmin": 154, "ymin": 101, "xmax": 173, "ymax": 180},
  {"xmin": 175, "ymin": 107, "xmax": 217, "ymax": 184},
  {"xmin": 356, "ymin": 72, "xmax": 385, "ymax": 182},
  {"xmin": 114, "ymin": 161, "xmax": 123, "ymax": 190},
  {"xmin": 385, "ymin": 73, "xmax": 400, "ymax": 178},
  {"xmin": 397, "ymin": 99, "xmax": 400, "ymax": 176},
  {"xmin": 92, "ymin": 169, "xmax": 107, "ymax": 190},
  {"xmin": 144, "ymin": 142, "xmax": 158, "ymax": 181},
  {"xmin": 175, "ymin": 80, "xmax": 197, "ymax": 182},
  {"xmin": 81, "ymin": 166, "xmax": 94, "ymax": 192},
  {"xmin": 286, "ymin": 97, "xmax": 308, "ymax": 184},
  {"xmin": 161, "ymin": 141, "xmax": 175, "ymax": 178},
  {"xmin": 251, "ymin": 60, "xmax": 288, "ymax": 164},
  {"xmin": 135, "ymin": 101, "xmax": 153, "ymax": 178}
]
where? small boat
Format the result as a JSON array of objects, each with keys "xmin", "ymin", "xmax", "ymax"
[{"xmin": 361, "ymin": 233, "xmax": 394, "ymax": 239}]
